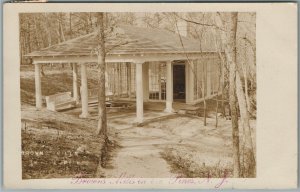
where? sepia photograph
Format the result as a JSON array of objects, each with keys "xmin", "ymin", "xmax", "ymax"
[
  {"xmin": 3, "ymin": 2, "xmax": 298, "ymax": 189},
  {"xmin": 19, "ymin": 12, "xmax": 256, "ymax": 180}
]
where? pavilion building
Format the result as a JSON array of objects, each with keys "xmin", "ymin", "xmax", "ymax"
[{"xmin": 26, "ymin": 24, "xmax": 223, "ymax": 123}]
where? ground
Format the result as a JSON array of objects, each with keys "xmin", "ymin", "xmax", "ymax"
[
  {"xmin": 101, "ymin": 113, "xmax": 256, "ymax": 178},
  {"xmin": 21, "ymin": 64, "xmax": 256, "ymax": 178},
  {"xmin": 21, "ymin": 105, "xmax": 106, "ymax": 179}
]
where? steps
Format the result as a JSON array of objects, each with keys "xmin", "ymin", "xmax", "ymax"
[{"xmin": 178, "ymin": 106, "xmax": 205, "ymax": 117}]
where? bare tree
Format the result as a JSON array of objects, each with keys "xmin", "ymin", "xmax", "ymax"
[
  {"xmin": 43, "ymin": 13, "xmax": 52, "ymax": 47},
  {"xmin": 216, "ymin": 12, "xmax": 256, "ymax": 177},
  {"xmin": 235, "ymin": 13, "xmax": 256, "ymax": 177},
  {"xmin": 226, "ymin": 13, "xmax": 241, "ymax": 177},
  {"xmin": 236, "ymin": 71, "xmax": 256, "ymax": 177},
  {"xmin": 95, "ymin": 13, "xmax": 108, "ymax": 140}
]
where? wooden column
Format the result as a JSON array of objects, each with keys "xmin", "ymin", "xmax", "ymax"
[
  {"xmin": 80, "ymin": 63, "xmax": 89, "ymax": 118},
  {"xmin": 34, "ymin": 63, "xmax": 42, "ymax": 110},
  {"xmin": 127, "ymin": 63, "xmax": 131, "ymax": 99},
  {"xmin": 143, "ymin": 62, "xmax": 149, "ymax": 101},
  {"xmin": 117, "ymin": 63, "xmax": 121, "ymax": 98},
  {"xmin": 135, "ymin": 62, "xmax": 144, "ymax": 123},
  {"xmin": 186, "ymin": 60, "xmax": 195, "ymax": 104},
  {"xmin": 158, "ymin": 63, "xmax": 162, "ymax": 100},
  {"xmin": 113, "ymin": 65, "xmax": 117, "ymax": 97},
  {"xmin": 72, "ymin": 63, "xmax": 79, "ymax": 103},
  {"xmin": 165, "ymin": 61, "xmax": 174, "ymax": 113}
]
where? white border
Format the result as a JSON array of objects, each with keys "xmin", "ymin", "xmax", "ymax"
[{"xmin": 3, "ymin": 3, "xmax": 298, "ymax": 189}]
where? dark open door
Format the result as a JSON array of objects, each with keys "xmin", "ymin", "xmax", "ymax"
[{"xmin": 173, "ymin": 64, "xmax": 186, "ymax": 102}]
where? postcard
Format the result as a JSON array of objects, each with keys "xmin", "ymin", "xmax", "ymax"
[{"xmin": 3, "ymin": 2, "xmax": 298, "ymax": 189}]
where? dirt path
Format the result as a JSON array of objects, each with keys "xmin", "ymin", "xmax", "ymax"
[
  {"xmin": 103, "ymin": 124, "xmax": 179, "ymax": 178},
  {"xmin": 102, "ymin": 114, "xmax": 225, "ymax": 178}
]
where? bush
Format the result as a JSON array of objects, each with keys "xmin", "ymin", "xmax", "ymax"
[{"xmin": 161, "ymin": 148, "xmax": 233, "ymax": 178}]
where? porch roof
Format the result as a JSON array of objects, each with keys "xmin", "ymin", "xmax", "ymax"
[{"xmin": 25, "ymin": 25, "xmax": 218, "ymax": 58}]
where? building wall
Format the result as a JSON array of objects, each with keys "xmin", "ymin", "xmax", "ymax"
[{"xmin": 104, "ymin": 55, "xmax": 221, "ymax": 104}]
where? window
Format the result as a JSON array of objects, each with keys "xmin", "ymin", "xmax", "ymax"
[{"xmin": 149, "ymin": 62, "xmax": 166, "ymax": 100}]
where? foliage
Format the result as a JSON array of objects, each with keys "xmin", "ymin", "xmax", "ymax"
[
  {"xmin": 161, "ymin": 147, "xmax": 233, "ymax": 178},
  {"xmin": 21, "ymin": 119, "xmax": 103, "ymax": 179}
]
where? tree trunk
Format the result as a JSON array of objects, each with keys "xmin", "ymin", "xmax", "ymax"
[
  {"xmin": 33, "ymin": 16, "xmax": 40, "ymax": 49},
  {"xmin": 236, "ymin": 69, "xmax": 256, "ymax": 177},
  {"xmin": 219, "ymin": 52, "xmax": 227, "ymax": 116},
  {"xmin": 44, "ymin": 13, "xmax": 52, "ymax": 47},
  {"xmin": 27, "ymin": 22, "xmax": 31, "ymax": 53},
  {"xmin": 96, "ymin": 13, "xmax": 108, "ymax": 139},
  {"xmin": 202, "ymin": 61, "xmax": 207, "ymax": 126},
  {"xmin": 215, "ymin": 55, "xmax": 224, "ymax": 128},
  {"xmin": 243, "ymin": 66, "xmax": 251, "ymax": 113},
  {"xmin": 69, "ymin": 13, "xmax": 73, "ymax": 39},
  {"xmin": 59, "ymin": 14, "xmax": 66, "ymax": 42},
  {"xmin": 242, "ymin": 40, "xmax": 251, "ymax": 113},
  {"xmin": 89, "ymin": 12, "xmax": 93, "ymax": 30},
  {"xmin": 225, "ymin": 13, "xmax": 241, "ymax": 178}
]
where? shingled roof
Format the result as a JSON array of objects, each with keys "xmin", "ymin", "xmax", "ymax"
[{"xmin": 26, "ymin": 25, "xmax": 217, "ymax": 58}]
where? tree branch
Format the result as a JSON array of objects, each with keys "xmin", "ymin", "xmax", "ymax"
[
  {"xmin": 242, "ymin": 36, "xmax": 256, "ymax": 54},
  {"xmin": 177, "ymin": 15, "xmax": 227, "ymax": 32},
  {"xmin": 105, "ymin": 40, "xmax": 136, "ymax": 54}
]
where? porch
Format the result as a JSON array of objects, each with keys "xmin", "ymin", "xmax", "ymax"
[{"xmin": 61, "ymin": 99, "xmax": 221, "ymax": 126}]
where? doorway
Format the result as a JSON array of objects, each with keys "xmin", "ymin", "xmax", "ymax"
[{"xmin": 173, "ymin": 64, "xmax": 186, "ymax": 102}]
